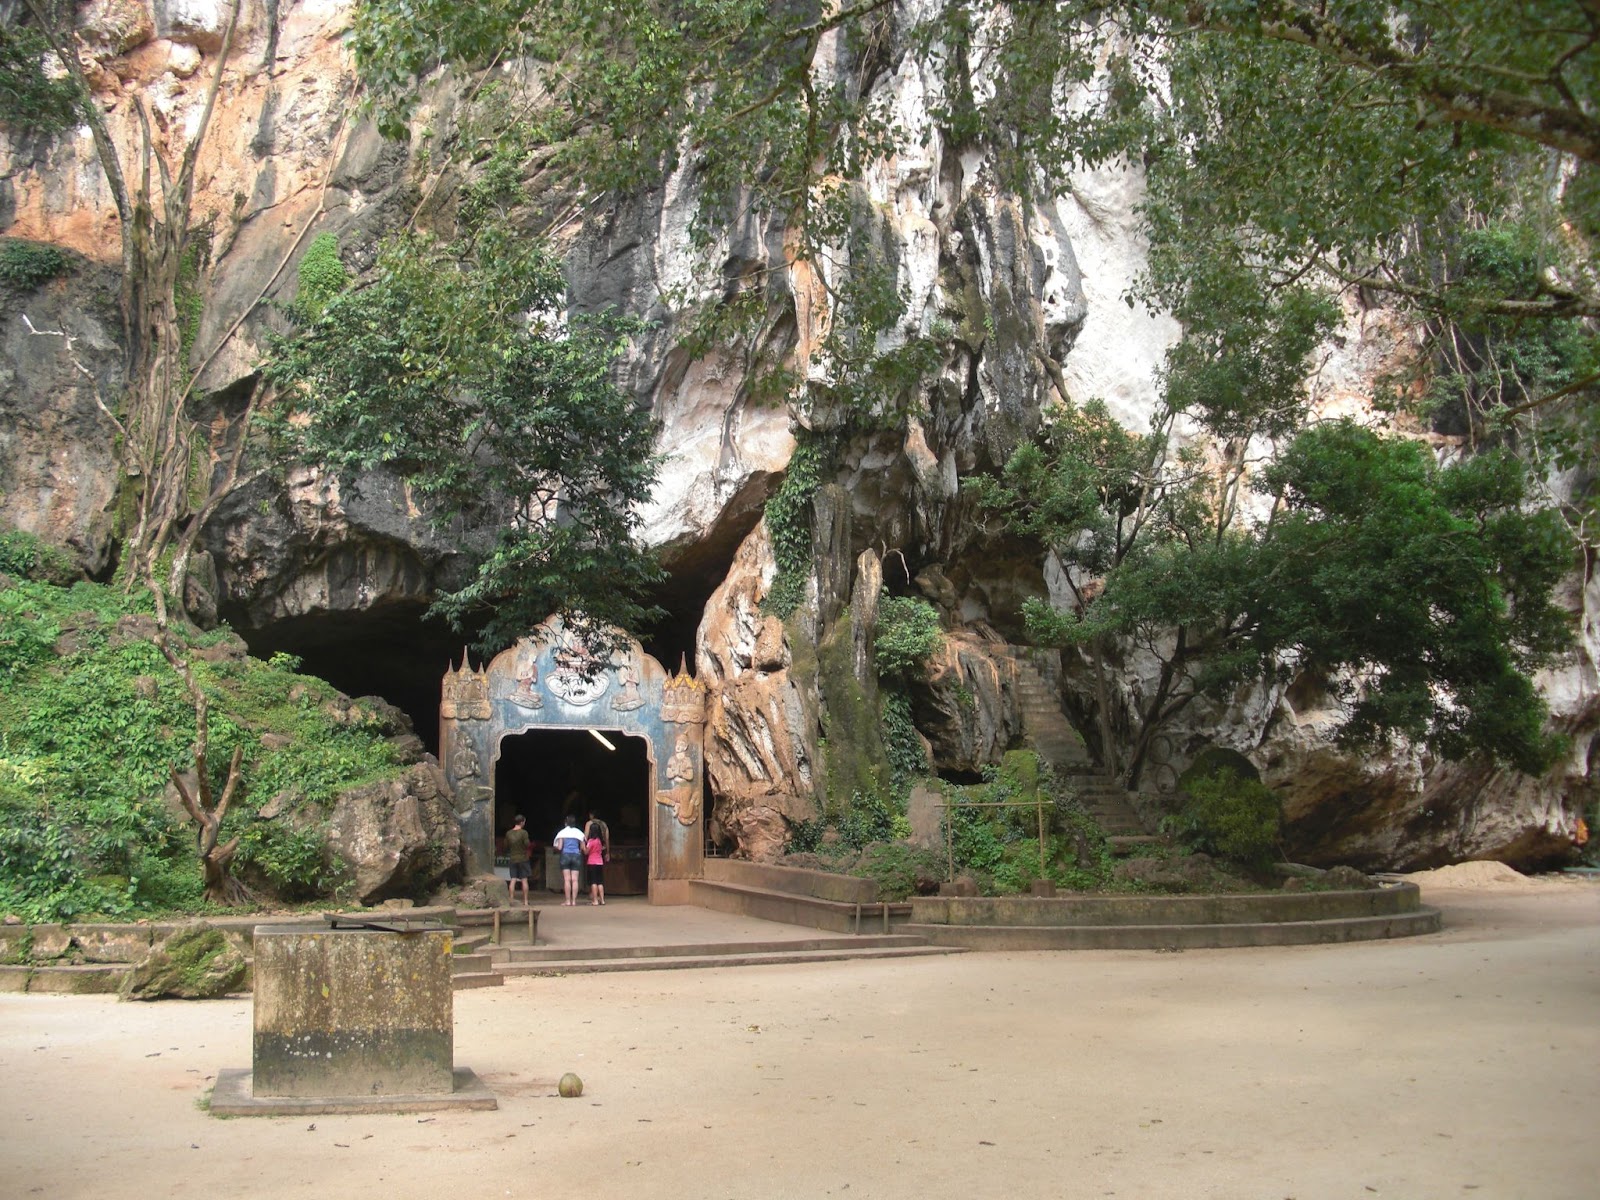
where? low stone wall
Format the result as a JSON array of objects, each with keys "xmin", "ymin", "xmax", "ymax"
[
  {"xmin": 909, "ymin": 883, "xmax": 1425, "ymax": 927},
  {"xmin": 701, "ymin": 859, "xmax": 880, "ymax": 905},
  {"xmin": 0, "ymin": 907, "xmax": 463, "ymax": 995}
]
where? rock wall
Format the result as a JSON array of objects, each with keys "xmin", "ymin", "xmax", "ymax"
[{"xmin": 2, "ymin": 0, "xmax": 1593, "ymax": 870}]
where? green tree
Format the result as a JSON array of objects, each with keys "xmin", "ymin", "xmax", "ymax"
[
  {"xmin": 268, "ymin": 228, "xmax": 663, "ymax": 651},
  {"xmin": 0, "ymin": 23, "xmax": 80, "ymax": 135},
  {"xmin": 982, "ymin": 413, "xmax": 1571, "ymax": 783}
]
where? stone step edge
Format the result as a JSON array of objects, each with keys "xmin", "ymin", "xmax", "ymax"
[
  {"xmin": 688, "ymin": 876, "xmax": 915, "ymax": 934},
  {"xmin": 451, "ymin": 971, "xmax": 506, "ymax": 990},
  {"xmin": 898, "ymin": 908, "xmax": 1442, "ymax": 951},
  {"xmin": 495, "ymin": 945, "xmax": 965, "ymax": 976},
  {"xmin": 497, "ymin": 933, "xmax": 930, "ymax": 964}
]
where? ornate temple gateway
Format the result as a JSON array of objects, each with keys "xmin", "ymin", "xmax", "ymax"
[{"xmin": 441, "ymin": 616, "xmax": 706, "ymax": 901}]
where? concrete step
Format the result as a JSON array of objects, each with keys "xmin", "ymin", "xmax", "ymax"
[
  {"xmin": 499, "ymin": 933, "xmax": 926, "ymax": 964},
  {"xmin": 495, "ymin": 945, "xmax": 963, "ymax": 977},
  {"xmin": 899, "ymin": 907, "xmax": 1442, "ymax": 951},
  {"xmin": 451, "ymin": 971, "xmax": 506, "ymax": 990},
  {"xmin": 450, "ymin": 952, "xmax": 494, "ymax": 974}
]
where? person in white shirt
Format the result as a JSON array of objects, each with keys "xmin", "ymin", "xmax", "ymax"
[{"xmin": 553, "ymin": 817, "xmax": 587, "ymax": 906}]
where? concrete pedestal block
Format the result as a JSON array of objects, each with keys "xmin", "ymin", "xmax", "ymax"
[{"xmin": 252, "ymin": 925, "xmax": 454, "ymax": 1099}]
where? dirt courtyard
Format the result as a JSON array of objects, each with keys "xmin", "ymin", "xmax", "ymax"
[{"xmin": 1, "ymin": 880, "xmax": 1594, "ymax": 1200}]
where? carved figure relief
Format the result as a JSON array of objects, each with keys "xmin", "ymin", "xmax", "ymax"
[
  {"xmin": 450, "ymin": 737, "xmax": 480, "ymax": 781},
  {"xmin": 656, "ymin": 733, "xmax": 700, "ymax": 826},
  {"xmin": 666, "ymin": 733, "xmax": 695, "ymax": 783},
  {"xmin": 546, "ymin": 628, "xmax": 610, "ymax": 707},
  {"xmin": 611, "ymin": 659, "xmax": 644, "ymax": 712},
  {"xmin": 655, "ymin": 785, "xmax": 700, "ymax": 826},
  {"xmin": 508, "ymin": 638, "xmax": 544, "ymax": 710},
  {"xmin": 441, "ymin": 654, "xmax": 491, "ymax": 721}
]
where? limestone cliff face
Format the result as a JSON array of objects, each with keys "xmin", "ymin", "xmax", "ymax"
[{"xmin": 2, "ymin": 0, "xmax": 1593, "ymax": 869}]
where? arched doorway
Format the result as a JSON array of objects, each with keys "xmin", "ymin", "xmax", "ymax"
[
  {"xmin": 493, "ymin": 728, "xmax": 653, "ymax": 894},
  {"xmin": 441, "ymin": 614, "xmax": 706, "ymax": 902}
]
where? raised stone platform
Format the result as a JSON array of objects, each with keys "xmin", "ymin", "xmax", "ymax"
[
  {"xmin": 210, "ymin": 1066, "xmax": 497, "ymax": 1117},
  {"xmin": 214, "ymin": 921, "xmax": 496, "ymax": 1116}
]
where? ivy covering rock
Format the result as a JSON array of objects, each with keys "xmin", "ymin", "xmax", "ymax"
[{"xmin": 0, "ymin": 533, "xmax": 457, "ymax": 921}]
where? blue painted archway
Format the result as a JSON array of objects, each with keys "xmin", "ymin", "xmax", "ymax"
[{"xmin": 440, "ymin": 615, "xmax": 706, "ymax": 902}]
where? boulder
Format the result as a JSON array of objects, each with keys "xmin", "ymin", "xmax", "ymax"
[
  {"xmin": 325, "ymin": 763, "xmax": 462, "ymax": 904},
  {"xmin": 121, "ymin": 923, "xmax": 247, "ymax": 1000}
]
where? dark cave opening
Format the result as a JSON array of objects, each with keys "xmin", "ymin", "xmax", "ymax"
[
  {"xmin": 227, "ymin": 600, "xmax": 474, "ymax": 756},
  {"xmin": 494, "ymin": 727, "xmax": 651, "ymax": 849}
]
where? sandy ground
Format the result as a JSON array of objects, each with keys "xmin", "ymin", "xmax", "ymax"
[{"xmin": 1, "ymin": 879, "xmax": 1595, "ymax": 1200}]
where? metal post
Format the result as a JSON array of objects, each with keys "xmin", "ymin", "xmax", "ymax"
[{"xmin": 1037, "ymin": 792, "xmax": 1046, "ymax": 878}]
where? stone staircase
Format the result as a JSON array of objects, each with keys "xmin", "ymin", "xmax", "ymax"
[
  {"xmin": 485, "ymin": 934, "xmax": 956, "ymax": 977},
  {"xmin": 1009, "ymin": 650, "xmax": 1160, "ymax": 854}
]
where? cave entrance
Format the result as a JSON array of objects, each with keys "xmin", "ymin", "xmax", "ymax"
[
  {"xmin": 442, "ymin": 613, "xmax": 706, "ymax": 903},
  {"xmin": 493, "ymin": 728, "xmax": 653, "ymax": 895}
]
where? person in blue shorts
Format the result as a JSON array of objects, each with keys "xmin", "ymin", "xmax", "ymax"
[{"xmin": 553, "ymin": 815, "xmax": 587, "ymax": 906}]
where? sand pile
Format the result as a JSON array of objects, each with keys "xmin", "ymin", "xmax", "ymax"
[{"xmin": 1404, "ymin": 860, "xmax": 1532, "ymax": 889}]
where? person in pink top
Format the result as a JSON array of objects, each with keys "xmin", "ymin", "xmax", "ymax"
[{"xmin": 584, "ymin": 822, "xmax": 607, "ymax": 906}]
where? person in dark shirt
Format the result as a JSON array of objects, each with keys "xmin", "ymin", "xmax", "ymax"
[{"xmin": 504, "ymin": 815, "xmax": 532, "ymax": 907}]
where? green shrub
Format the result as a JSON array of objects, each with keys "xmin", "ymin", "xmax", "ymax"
[
  {"xmin": 941, "ymin": 752, "xmax": 1113, "ymax": 894},
  {"xmin": 1163, "ymin": 767, "xmax": 1281, "ymax": 868},
  {"xmin": 762, "ymin": 436, "xmax": 829, "ymax": 617},
  {"xmin": 293, "ymin": 233, "xmax": 348, "ymax": 320},
  {"xmin": 0, "ymin": 26, "xmax": 81, "ymax": 135},
  {"xmin": 0, "ymin": 238, "xmax": 69, "ymax": 290},
  {"xmin": 237, "ymin": 821, "xmax": 342, "ymax": 899},
  {"xmin": 0, "ymin": 588, "xmax": 60, "ymax": 684},
  {"xmin": 874, "ymin": 592, "xmax": 943, "ymax": 681},
  {"xmin": 0, "ymin": 529, "xmax": 77, "ymax": 584},
  {"xmin": 855, "ymin": 842, "xmax": 943, "ymax": 900},
  {"xmin": 882, "ymin": 690, "xmax": 928, "ymax": 791}
]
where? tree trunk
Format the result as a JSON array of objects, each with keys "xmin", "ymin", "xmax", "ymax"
[{"xmin": 1088, "ymin": 635, "xmax": 1121, "ymax": 781}]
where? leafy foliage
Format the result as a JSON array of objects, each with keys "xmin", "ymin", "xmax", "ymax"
[
  {"xmin": 0, "ymin": 24, "xmax": 80, "ymax": 136},
  {"xmin": 853, "ymin": 841, "xmax": 944, "ymax": 902},
  {"xmin": 0, "ymin": 238, "xmax": 70, "ymax": 291},
  {"xmin": 761, "ymin": 435, "xmax": 831, "ymax": 617},
  {"xmin": 943, "ymin": 752, "xmax": 1112, "ymax": 894},
  {"xmin": 0, "ymin": 530, "xmax": 77, "ymax": 585},
  {"xmin": 292, "ymin": 233, "xmax": 349, "ymax": 321},
  {"xmin": 979, "ymin": 392, "xmax": 1572, "ymax": 780},
  {"xmin": 873, "ymin": 592, "xmax": 943, "ymax": 683},
  {"xmin": 269, "ymin": 227, "xmax": 663, "ymax": 651},
  {"xmin": 881, "ymin": 689, "xmax": 929, "ymax": 795},
  {"xmin": 1163, "ymin": 768, "xmax": 1281, "ymax": 869},
  {"xmin": 0, "ymin": 573, "xmax": 406, "ymax": 920}
]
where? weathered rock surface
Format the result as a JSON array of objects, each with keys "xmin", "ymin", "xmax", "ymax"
[
  {"xmin": 121, "ymin": 922, "xmax": 247, "ymax": 1000},
  {"xmin": 0, "ymin": 259, "xmax": 124, "ymax": 573},
  {"xmin": 698, "ymin": 522, "xmax": 820, "ymax": 860},
  {"xmin": 917, "ymin": 631, "xmax": 1024, "ymax": 777},
  {"xmin": 325, "ymin": 763, "xmax": 462, "ymax": 903}
]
